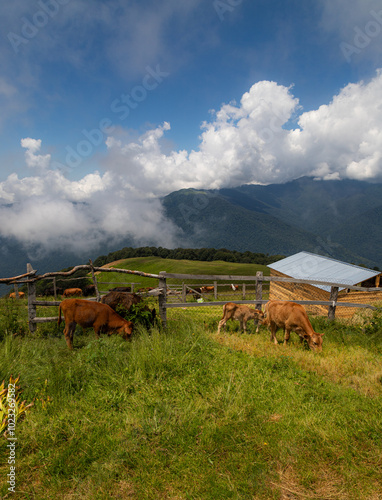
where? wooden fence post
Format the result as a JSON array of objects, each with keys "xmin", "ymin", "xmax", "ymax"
[
  {"xmin": 242, "ymin": 283, "xmax": 246, "ymax": 300},
  {"xmin": 13, "ymin": 283, "xmax": 19, "ymax": 298},
  {"xmin": 27, "ymin": 263, "xmax": 37, "ymax": 334},
  {"xmin": 158, "ymin": 271, "xmax": 167, "ymax": 328},
  {"xmin": 328, "ymin": 286, "xmax": 339, "ymax": 321},
  {"xmin": 89, "ymin": 259, "xmax": 101, "ymax": 301},
  {"xmin": 214, "ymin": 280, "xmax": 217, "ymax": 300},
  {"xmin": 256, "ymin": 271, "xmax": 263, "ymax": 310},
  {"xmin": 53, "ymin": 277, "xmax": 57, "ymax": 300}
]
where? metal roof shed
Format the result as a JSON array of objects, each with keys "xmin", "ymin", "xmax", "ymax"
[
  {"xmin": 267, "ymin": 252, "xmax": 381, "ymax": 317},
  {"xmin": 268, "ymin": 251, "xmax": 380, "ymax": 292}
]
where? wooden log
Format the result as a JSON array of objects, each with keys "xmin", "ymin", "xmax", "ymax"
[
  {"xmin": 89, "ymin": 259, "xmax": 101, "ymax": 302},
  {"xmin": 27, "ymin": 263, "xmax": 36, "ymax": 334},
  {"xmin": 158, "ymin": 271, "xmax": 167, "ymax": 327},
  {"xmin": 255, "ymin": 271, "xmax": 263, "ymax": 310},
  {"xmin": 33, "ymin": 317, "xmax": 59, "ymax": 323},
  {"xmin": 328, "ymin": 286, "xmax": 339, "ymax": 321}
]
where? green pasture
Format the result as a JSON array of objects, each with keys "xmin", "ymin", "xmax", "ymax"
[
  {"xmin": 0, "ymin": 302, "xmax": 382, "ymax": 498},
  {"xmin": 0, "ymin": 258, "xmax": 382, "ymax": 498},
  {"xmin": 94, "ymin": 256, "xmax": 270, "ymax": 292}
]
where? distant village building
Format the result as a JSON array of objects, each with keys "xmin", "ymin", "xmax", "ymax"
[{"xmin": 268, "ymin": 251, "xmax": 382, "ymax": 317}]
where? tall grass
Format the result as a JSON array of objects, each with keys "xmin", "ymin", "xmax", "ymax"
[{"xmin": 0, "ymin": 318, "xmax": 381, "ymax": 499}]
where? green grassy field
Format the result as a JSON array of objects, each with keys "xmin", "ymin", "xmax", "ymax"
[{"xmin": 1, "ymin": 258, "xmax": 382, "ymax": 499}]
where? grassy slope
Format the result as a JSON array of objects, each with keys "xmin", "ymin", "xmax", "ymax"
[
  {"xmin": 0, "ymin": 258, "xmax": 382, "ymax": 498},
  {"xmin": 0, "ymin": 320, "xmax": 381, "ymax": 499},
  {"xmin": 95, "ymin": 256, "xmax": 270, "ymax": 290}
]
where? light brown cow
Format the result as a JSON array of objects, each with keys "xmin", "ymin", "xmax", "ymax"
[
  {"xmin": 264, "ymin": 300, "xmax": 324, "ymax": 352},
  {"xmin": 201, "ymin": 286, "xmax": 214, "ymax": 293},
  {"xmin": 58, "ymin": 298, "xmax": 133, "ymax": 349},
  {"xmin": 9, "ymin": 291, "xmax": 25, "ymax": 299},
  {"xmin": 63, "ymin": 287, "xmax": 83, "ymax": 297},
  {"xmin": 217, "ymin": 302, "xmax": 265, "ymax": 334}
]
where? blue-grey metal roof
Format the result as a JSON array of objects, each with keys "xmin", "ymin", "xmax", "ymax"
[{"xmin": 268, "ymin": 251, "xmax": 380, "ymax": 291}]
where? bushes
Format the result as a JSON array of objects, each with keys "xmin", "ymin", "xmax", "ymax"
[{"xmin": 93, "ymin": 246, "xmax": 284, "ymax": 267}]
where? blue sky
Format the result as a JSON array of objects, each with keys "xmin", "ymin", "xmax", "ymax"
[{"xmin": 1, "ymin": 0, "xmax": 382, "ymax": 253}]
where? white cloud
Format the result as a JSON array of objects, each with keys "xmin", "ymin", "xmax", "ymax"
[
  {"xmin": 2, "ymin": 70, "xmax": 382, "ymax": 254},
  {"xmin": 103, "ymin": 70, "xmax": 382, "ymax": 189},
  {"xmin": 0, "ymin": 144, "xmax": 180, "ymax": 254}
]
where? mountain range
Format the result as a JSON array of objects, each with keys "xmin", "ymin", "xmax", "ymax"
[
  {"xmin": 1, "ymin": 177, "xmax": 381, "ymax": 291},
  {"xmin": 162, "ymin": 177, "xmax": 382, "ymax": 269}
]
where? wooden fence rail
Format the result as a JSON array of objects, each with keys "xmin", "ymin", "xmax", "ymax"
[{"xmin": 1, "ymin": 264, "xmax": 381, "ymax": 333}]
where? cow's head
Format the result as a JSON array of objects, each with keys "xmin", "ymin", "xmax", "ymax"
[
  {"xmin": 119, "ymin": 321, "xmax": 134, "ymax": 340},
  {"xmin": 253, "ymin": 309, "xmax": 265, "ymax": 322},
  {"xmin": 304, "ymin": 331, "xmax": 324, "ymax": 352}
]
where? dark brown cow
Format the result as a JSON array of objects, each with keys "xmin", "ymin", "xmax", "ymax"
[
  {"xmin": 187, "ymin": 287, "xmax": 202, "ymax": 299},
  {"xmin": 109, "ymin": 286, "xmax": 131, "ymax": 292},
  {"xmin": 217, "ymin": 302, "xmax": 265, "ymax": 334},
  {"xmin": 101, "ymin": 291, "xmax": 156, "ymax": 326},
  {"xmin": 58, "ymin": 299, "xmax": 133, "ymax": 349},
  {"xmin": 83, "ymin": 284, "xmax": 96, "ymax": 296},
  {"xmin": 101, "ymin": 291, "xmax": 142, "ymax": 310},
  {"xmin": 63, "ymin": 288, "xmax": 83, "ymax": 297},
  {"xmin": 264, "ymin": 300, "xmax": 324, "ymax": 352}
]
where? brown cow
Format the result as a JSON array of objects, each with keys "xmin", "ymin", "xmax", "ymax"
[
  {"xmin": 264, "ymin": 300, "xmax": 324, "ymax": 352},
  {"xmin": 201, "ymin": 286, "xmax": 214, "ymax": 293},
  {"xmin": 9, "ymin": 291, "xmax": 25, "ymax": 299},
  {"xmin": 63, "ymin": 288, "xmax": 83, "ymax": 297},
  {"xmin": 101, "ymin": 291, "xmax": 156, "ymax": 326},
  {"xmin": 101, "ymin": 291, "xmax": 142, "ymax": 310},
  {"xmin": 217, "ymin": 302, "xmax": 265, "ymax": 335},
  {"xmin": 58, "ymin": 299, "xmax": 133, "ymax": 349}
]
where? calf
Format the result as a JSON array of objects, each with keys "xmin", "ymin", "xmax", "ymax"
[
  {"xmin": 217, "ymin": 302, "xmax": 265, "ymax": 335},
  {"xmin": 58, "ymin": 298, "xmax": 133, "ymax": 349},
  {"xmin": 264, "ymin": 300, "xmax": 324, "ymax": 352},
  {"xmin": 63, "ymin": 287, "xmax": 83, "ymax": 297}
]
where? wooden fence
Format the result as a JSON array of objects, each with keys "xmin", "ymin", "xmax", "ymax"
[{"xmin": 1, "ymin": 263, "xmax": 381, "ymax": 333}]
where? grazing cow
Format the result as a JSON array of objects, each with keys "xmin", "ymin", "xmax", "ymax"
[
  {"xmin": 101, "ymin": 291, "xmax": 156, "ymax": 327},
  {"xmin": 63, "ymin": 288, "xmax": 83, "ymax": 297},
  {"xmin": 83, "ymin": 284, "xmax": 96, "ymax": 296},
  {"xmin": 264, "ymin": 300, "xmax": 324, "ymax": 352},
  {"xmin": 58, "ymin": 299, "xmax": 133, "ymax": 349},
  {"xmin": 9, "ymin": 291, "xmax": 25, "ymax": 299},
  {"xmin": 217, "ymin": 302, "xmax": 265, "ymax": 335},
  {"xmin": 109, "ymin": 286, "xmax": 131, "ymax": 293},
  {"xmin": 230, "ymin": 284, "xmax": 239, "ymax": 291},
  {"xmin": 187, "ymin": 287, "xmax": 202, "ymax": 299},
  {"xmin": 43, "ymin": 287, "xmax": 63, "ymax": 297},
  {"xmin": 201, "ymin": 286, "xmax": 215, "ymax": 294},
  {"xmin": 101, "ymin": 291, "xmax": 142, "ymax": 310}
]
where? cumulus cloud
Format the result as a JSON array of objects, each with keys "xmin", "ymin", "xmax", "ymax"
[
  {"xmin": 104, "ymin": 69, "xmax": 382, "ymax": 189},
  {"xmin": 2, "ymin": 70, "xmax": 382, "ymax": 254}
]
